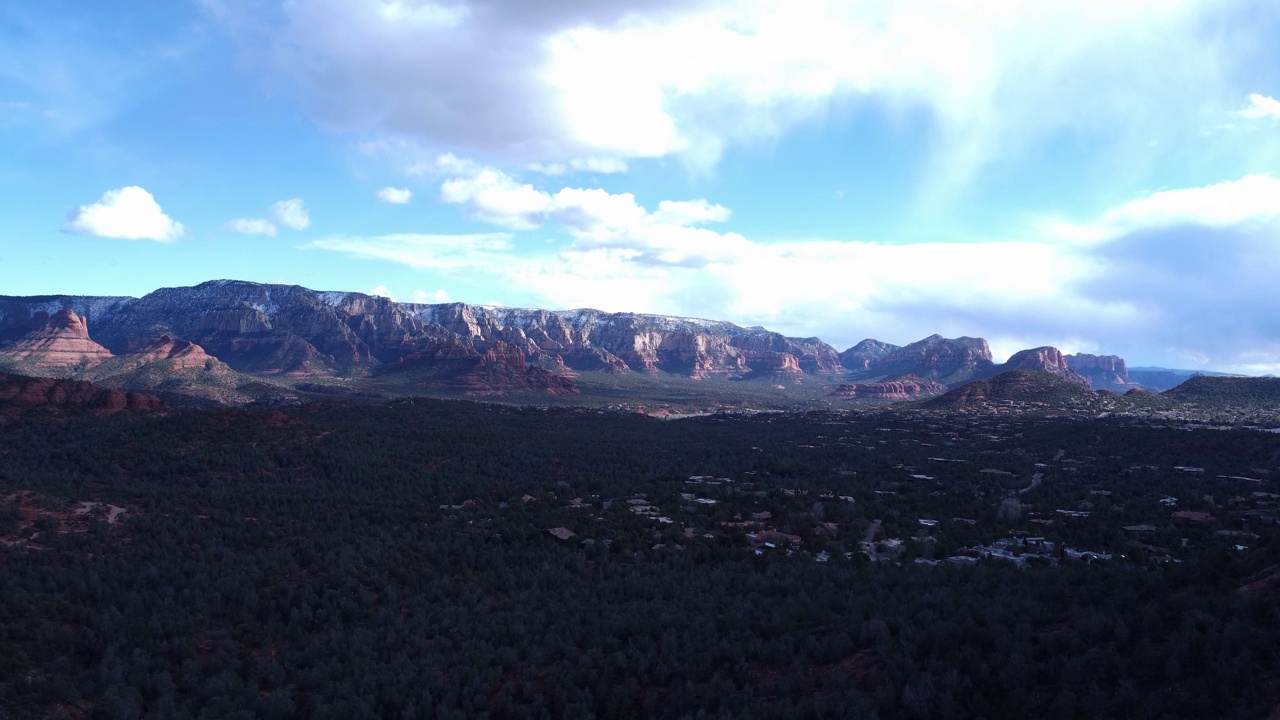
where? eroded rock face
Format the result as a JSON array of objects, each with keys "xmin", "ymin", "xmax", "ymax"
[
  {"xmin": 2, "ymin": 282, "xmax": 848, "ymax": 388},
  {"xmin": 128, "ymin": 336, "xmax": 217, "ymax": 371},
  {"xmin": 829, "ymin": 376, "xmax": 947, "ymax": 400},
  {"xmin": 843, "ymin": 335, "xmax": 994, "ymax": 385},
  {"xmin": 0, "ymin": 372, "xmax": 165, "ymax": 414},
  {"xmin": 0, "ymin": 309, "xmax": 113, "ymax": 376},
  {"xmin": 1065, "ymin": 353, "xmax": 1138, "ymax": 390},
  {"xmin": 390, "ymin": 338, "xmax": 578, "ymax": 394},
  {"xmin": 1002, "ymin": 347, "xmax": 1090, "ymax": 387},
  {"xmin": 91, "ymin": 281, "xmax": 391, "ymax": 375}
]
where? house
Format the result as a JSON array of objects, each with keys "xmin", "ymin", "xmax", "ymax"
[
  {"xmin": 548, "ymin": 527, "xmax": 576, "ymax": 541},
  {"xmin": 1172, "ymin": 511, "xmax": 1215, "ymax": 523},
  {"xmin": 754, "ymin": 530, "xmax": 802, "ymax": 546}
]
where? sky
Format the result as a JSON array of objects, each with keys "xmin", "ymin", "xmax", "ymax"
[{"xmin": 2, "ymin": 0, "xmax": 1280, "ymax": 371}]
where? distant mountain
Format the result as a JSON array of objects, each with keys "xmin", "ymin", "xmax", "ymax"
[
  {"xmin": 1065, "ymin": 353, "xmax": 1141, "ymax": 391},
  {"xmin": 923, "ymin": 370, "xmax": 1099, "ymax": 410},
  {"xmin": 841, "ymin": 334, "xmax": 994, "ymax": 385},
  {"xmin": 838, "ymin": 339, "xmax": 900, "ymax": 371},
  {"xmin": 841, "ymin": 336, "xmax": 1097, "ymax": 390},
  {"xmin": 1129, "ymin": 366, "xmax": 1237, "ymax": 392},
  {"xmin": 0, "ymin": 280, "xmax": 847, "ymax": 404},
  {"xmin": 0, "ymin": 279, "xmax": 1247, "ymax": 410}
]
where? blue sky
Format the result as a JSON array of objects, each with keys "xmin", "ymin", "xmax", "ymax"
[{"xmin": 3, "ymin": 0, "xmax": 1280, "ymax": 371}]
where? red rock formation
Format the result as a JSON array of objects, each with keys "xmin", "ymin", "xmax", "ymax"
[
  {"xmin": 852, "ymin": 335, "xmax": 995, "ymax": 385},
  {"xmin": 125, "ymin": 336, "xmax": 216, "ymax": 371},
  {"xmin": 1002, "ymin": 347, "xmax": 1090, "ymax": 387},
  {"xmin": 829, "ymin": 376, "xmax": 946, "ymax": 400},
  {"xmin": 0, "ymin": 372, "xmax": 165, "ymax": 415},
  {"xmin": 449, "ymin": 341, "xmax": 578, "ymax": 395},
  {"xmin": 758, "ymin": 353, "xmax": 804, "ymax": 383},
  {"xmin": 396, "ymin": 339, "xmax": 578, "ymax": 395},
  {"xmin": 1064, "ymin": 353, "xmax": 1138, "ymax": 390},
  {"xmin": 0, "ymin": 309, "xmax": 112, "ymax": 375}
]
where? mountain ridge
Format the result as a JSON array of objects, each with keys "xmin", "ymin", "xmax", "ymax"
[{"xmin": 0, "ymin": 279, "xmax": 1236, "ymax": 407}]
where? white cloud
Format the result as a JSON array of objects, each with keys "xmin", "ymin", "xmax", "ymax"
[
  {"xmin": 212, "ymin": 0, "xmax": 1260, "ymax": 179},
  {"xmin": 302, "ymin": 233, "xmax": 515, "ymax": 270},
  {"xmin": 1048, "ymin": 173, "xmax": 1280, "ymax": 242},
  {"xmin": 1103, "ymin": 174, "xmax": 1280, "ymax": 228},
  {"xmin": 436, "ymin": 157, "xmax": 743, "ymax": 266},
  {"xmin": 528, "ymin": 157, "xmax": 629, "ymax": 176},
  {"xmin": 439, "ymin": 167, "xmax": 552, "ymax": 230},
  {"xmin": 226, "ymin": 218, "xmax": 278, "ymax": 236},
  {"xmin": 412, "ymin": 288, "xmax": 452, "ymax": 303},
  {"xmin": 366, "ymin": 284, "xmax": 452, "ymax": 303},
  {"xmin": 376, "ymin": 186, "xmax": 413, "ymax": 204},
  {"xmin": 63, "ymin": 186, "xmax": 184, "ymax": 242},
  {"xmin": 1239, "ymin": 93, "xmax": 1280, "ymax": 120},
  {"xmin": 651, "ymin": 199, "xmax": 732, "ymax": 226},
  {"xmin": 270, "ymin": 198, "xmax": 310, "ymax": 230}
]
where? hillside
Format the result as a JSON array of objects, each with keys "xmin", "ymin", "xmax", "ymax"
[
  {"xmin": 923, "ymin": 370, "xmax": 1103, "ymax": 411},
  {"xmin": 1163, "ymin": 375, "xmax": 1280, "ymax": 407}
]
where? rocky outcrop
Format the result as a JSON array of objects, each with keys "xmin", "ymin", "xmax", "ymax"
[
  {"xmin": 0, "ymin": 372, "xmax": 165, "ymax": 416},
  {"xmin": 843, "ymin": 335, "xmax": 994, "ymax": 385},
  {"xmin": 757, "ymin": 353, "xmax": 804, "ymax": 383},
  {"xmin": 1065, "ymin": 353, "xmax": 1139, "ymax": 390},
  {"xmin": 829, "ymin": 376, "xmax": 946, "ymax": 400},
  {"xmin": 0, "ymin": 309, "xmax": 113, "ymax": 376},
  {"xmin": 409, "ymin": 340, "xmax": 579, "ymax": 396},
  {"xmin": 122, "ymin": 336, "xmax": 217, "ymax": 371},
  {"xmin": 1000, "ymin": 347, "xmax": 1090, "ymax": 387},
  {"xmin": 87, "ymin": 281, "xmax": 394, "ymax": 375}
]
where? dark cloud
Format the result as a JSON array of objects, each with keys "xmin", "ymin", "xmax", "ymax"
[{"xmin": 1077, "ymin": 223, "xmax": 1280, "ymax": 366}]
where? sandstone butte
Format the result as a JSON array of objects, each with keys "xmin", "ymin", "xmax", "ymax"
[{"xmin": 0, "ymin": 309, "xmax": 112, "ymax": 374}]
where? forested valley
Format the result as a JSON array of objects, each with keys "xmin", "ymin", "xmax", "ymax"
[{"xmin": 2, "ymin": 399, "xmax": 1280, "ymax": 719}]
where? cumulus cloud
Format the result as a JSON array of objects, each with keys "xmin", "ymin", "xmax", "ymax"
[
  {"xmin": 270, "ymin": 198, "xmax": 310, "ymax": 230},
  {"xmin": 226, "ymin": 218, "xmax": 278, "ymax": 236},
  {"xmin": 376, "ymin": 186, "xmax": 413, "ymax": 204},
  {"xmin": 63, "ymin": 186, "xmax": 184, "ymax": 242},
  {"xmin": 1239, "ymin": 93, "xmax": 1280, "ymax": 120},
  {"xmin": 210, "ymin": 0, "xmax": 1260, "ymax": 180},
  {"xmin": 435, "ymin": 157, "xmax": 744, "ymax": 267}
]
